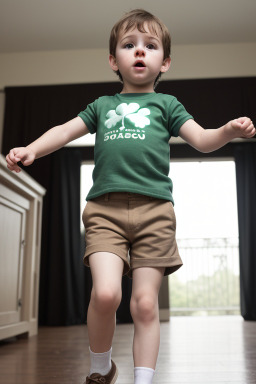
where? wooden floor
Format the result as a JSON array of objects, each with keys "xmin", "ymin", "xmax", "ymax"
[{"xmin": 0, "ymin": 316, "xmax": 256, "ymax": 384}]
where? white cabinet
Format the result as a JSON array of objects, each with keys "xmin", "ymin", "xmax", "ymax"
[{"xmin": 0, "ymin": 154, "xmax": 46, "ymax": 340}]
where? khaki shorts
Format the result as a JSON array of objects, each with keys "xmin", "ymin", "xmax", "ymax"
[{"xmin": 82, "ymin": 192, "xmax": 182, "ymax": 278}]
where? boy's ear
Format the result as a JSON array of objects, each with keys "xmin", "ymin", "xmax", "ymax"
[
  {"xmin": 161, "ymin": 57, "xmax": 171, "ymax": 73},
  {"xmin": 109, "ymin": 55, "xmax": 118, "ymax": 71}
]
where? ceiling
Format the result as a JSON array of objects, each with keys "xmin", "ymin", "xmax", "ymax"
[{"xmin": 0, "ymin": 0, "xmax": 256, "ymax": 54}]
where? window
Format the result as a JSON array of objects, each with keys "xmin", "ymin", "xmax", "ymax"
[{"xmin": 168, "ymin": 160, "xmax": 240, "ymax": 316}]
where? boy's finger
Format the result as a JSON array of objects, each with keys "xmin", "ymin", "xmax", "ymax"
[
  {"xmin": 243, "ymin": 125, "xmax": 255, "ymax": 137},
  {"xmin": 6, "ymin": 155, "xmax": 14, "ymax": 166},
  {"xmin": 7, "ymin": 163, "xmax": 21, "ymax": 172},
  {"xmin": 236, "ymin": 117, "xmax": 245, "ymax": 124},
  {"xmin": 8, "ymin": 150, "xmax": 15, "ymax": 161},
  {"xmin": 249, "ymin": 125, "xmax": 256, "ymax": 135},
  {"xmin": 6, "ymin": 155, "xmax": 18, "ymax": 167},
  {"xmin": 232, "ymin": 120, "xmax": 242, "ymax": 129},
  {"xmin": 9, "ymin": 150, "xmax": 19, "ymax": 162},
  {"xmin": 242, "ymin": 118, "xmax": 252, "ymax": 127}
]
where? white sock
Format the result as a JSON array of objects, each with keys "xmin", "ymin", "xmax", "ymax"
[
  {"xmin": 89, "ymin": 346, "xmax": 112, "ymax": 376},
  {"xmin": 134, "ymin": 367, "xmax": 155, "ymax": 384}
]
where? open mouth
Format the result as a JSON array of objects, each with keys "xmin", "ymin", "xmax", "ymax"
[{"xmin": 134, "ymin": 61, "xmax": 146, "ymax": 68}]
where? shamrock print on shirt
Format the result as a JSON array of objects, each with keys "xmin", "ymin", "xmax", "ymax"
[{"xmin": 104, "ymin": 103, "xmax": 151, "ymax": 130}]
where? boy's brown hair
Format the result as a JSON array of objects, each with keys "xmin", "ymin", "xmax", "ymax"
[{"xmin": 109, "ymin": 9, "xmax": 171, "ymax": 85}]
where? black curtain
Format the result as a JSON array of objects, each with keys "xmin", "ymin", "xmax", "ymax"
[
  {"xmin": 39, "ymin": 148, "xmax": 86, "ymax": 325},
  {"xmin": 158, "ymin": 77, "xmax": 256, "ymax": 129},
  {"xmin": 234, "ymin": 144, "xmax": 256, "ymax": 321},
  {"xmin": 2, "ymin": 77, "xmax": 256, "ymax": 324}
]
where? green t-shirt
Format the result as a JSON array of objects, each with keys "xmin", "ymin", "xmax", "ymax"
[{"xmin": 78, "ymin": 92, "xmax": 193, "ymax": 203}]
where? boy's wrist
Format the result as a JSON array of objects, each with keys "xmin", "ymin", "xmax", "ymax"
[
  {"xmin": 223, "ymin": 121, "xmax": 241, "ymax": 140},
  {"xmin": 26, "ymin": 145, "xmax": 37, "ymax": 159}
]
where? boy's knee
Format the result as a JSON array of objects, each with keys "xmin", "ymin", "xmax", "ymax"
[
  {"xmin": 91, "ymin": 286, "xmax": 122, "ymax": 314},
  {"xmin": 130, "ymin": 294, "xmax": 157, "ymax": 323}
]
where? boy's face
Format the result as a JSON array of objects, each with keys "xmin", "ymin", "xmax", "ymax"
[{"xmin": 109, "ymin": 23, "xmax": 171, "ymax": 93}]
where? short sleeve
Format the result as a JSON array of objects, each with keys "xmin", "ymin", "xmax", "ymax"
[
  {"xmin": 77, "ymin": 99, "xmax": 98, "ymax": 134},
  {"xmin": 168, "ymin": 98, "xmax": 194, "ymax": 137}
]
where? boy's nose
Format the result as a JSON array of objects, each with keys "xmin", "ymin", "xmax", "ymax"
[{"xmin": 135, "ymin": 47, "xmax": 145, "ymax": 57}]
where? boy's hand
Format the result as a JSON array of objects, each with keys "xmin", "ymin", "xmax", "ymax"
[
  {"xmin": 225, "ymin": 117, "xmax": 255, "ymax": 139},
  {"xmin": 6, "ymin": 147, "xmax": 36, "ymax": 173}
]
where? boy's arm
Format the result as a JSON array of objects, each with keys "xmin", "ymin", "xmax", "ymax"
[
  {"xmin": 6, "ymin": 116, "xmax": 89, "ymax": 173},
  {"xmin": 179, "ymin": 117, "xmax": 255, "ymax": 153}
]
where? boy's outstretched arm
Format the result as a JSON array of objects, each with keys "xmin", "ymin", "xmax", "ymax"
[
  {"xmin": 179, "ymin": 117, "xmax": 255, "ymax": 153},
  {"xmin": 6, "ymin": 117, "xmax": 89, "ymax": 173}
]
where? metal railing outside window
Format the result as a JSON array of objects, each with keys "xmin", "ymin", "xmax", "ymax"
[{"xmin": 169, "ymin": 237, "xmax": 240, "ymax": 316}]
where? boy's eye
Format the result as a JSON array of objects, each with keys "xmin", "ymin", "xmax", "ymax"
[
  {"xmin": 124, "ymin": 43, "xmax": 134, "ymax": 49},
  {"xmin": 146, "ymin": 44, "xmax": 155, "ymax": 50}
]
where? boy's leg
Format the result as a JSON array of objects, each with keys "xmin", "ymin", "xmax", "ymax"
[
  {"xmin": 87, "ymin": 252, "xmax": 124, "ymax": 353},
  {"xmin": 130, "ymin": 266, "xmax": 165, "ymax": 369}
]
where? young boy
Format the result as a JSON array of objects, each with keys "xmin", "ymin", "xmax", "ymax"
[{"xmin": 6, "ymin": 9, "xmax": 255, "ymax": 384}]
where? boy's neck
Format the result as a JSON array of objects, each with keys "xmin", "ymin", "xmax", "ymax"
[{"xmin": 120, "ymin": 82, "xmax": 155, "ymax": 94}]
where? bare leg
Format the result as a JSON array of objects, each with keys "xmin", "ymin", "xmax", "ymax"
[
  {"xmin": 130, "ymin": 267, "xmax": 165, "ymax": 369},
  {"xmin": 87, "ymin": 252, "xmax": 124, "ymax": 352}
]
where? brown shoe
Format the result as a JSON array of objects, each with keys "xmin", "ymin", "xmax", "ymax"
[{"xmin": 85, "ymin": 360, "xmax": 118, "ymax": 383}]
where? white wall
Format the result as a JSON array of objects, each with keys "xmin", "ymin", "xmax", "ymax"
[{"xmin": 1, "ymin": 42, "xmax": 256, "ymax": 152}]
